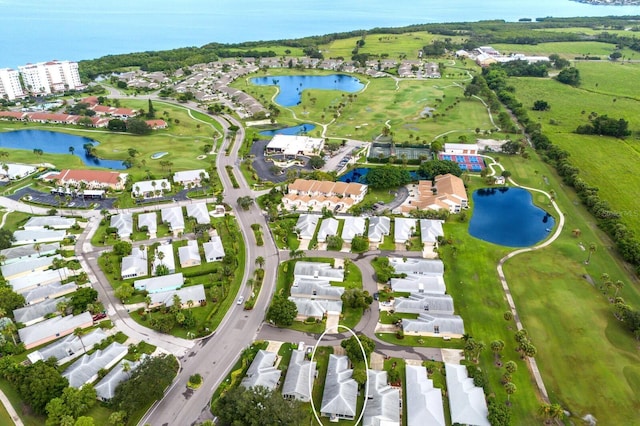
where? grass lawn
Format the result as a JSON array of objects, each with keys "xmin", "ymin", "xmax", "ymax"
[
  {"xmin": 2, "ymin": 210, "xmax": 32, "ymax": 232},
  {"xmin": 492, "ymin": 41, "xmax": 635, "ymax": 59},
  {"xmin": 0, "ymin": 404, "xmax": 13, "ymax": 426},
  {"xmin": 376, "ymin": 332, "xmax": 465, "ymax": 350},
  {"xmin": 268, "ymin": 218, "xmax": 300, "ymax": 251},
  {"xmin": 0, "ymin": 378, "xmax": 45, "ymax": 426}
]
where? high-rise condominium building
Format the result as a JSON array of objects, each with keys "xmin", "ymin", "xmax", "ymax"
[
  {"xmin": 0, "ymin": 68, "xmax": 25, "ymax": 100},
  {"xmin": 18, "ymin": 60, "xmax": 83, "ymax": 95}
]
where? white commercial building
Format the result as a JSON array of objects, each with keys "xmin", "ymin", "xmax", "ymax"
[
  {"xmin": 0, "ymin": 163, "xmax": 37, "ymax": 180},
  {"xmin": 265, "ymin": 134, "xmax": 324, "ymax": 157},
  {"xmin": 0, "ymin": 68, "xmax": 25, "ymax": 100}
]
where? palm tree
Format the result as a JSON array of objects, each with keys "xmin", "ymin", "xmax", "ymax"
[
  {"xmin": 614, "ymin": 280, "xmax": 624, "ymax": 297},
  {"xmin": 122, "ymin": 361, "xmax": 131, "ymax": 378},
  {"xmin": 74, "ymin": 328, "xmax": 87, "ymax": 353},
  {"xmin": 69, "ymin": 146, "xmax": 75, "ymax": 155},
  {"xmin": 585, "ymin": 242, "xmax": 596, "ymax": 264},
  {"xmin": 0, "ymin": 254, "xmax": 6, "ymax": 266},
  {"xmin": 145, "ymin": 296, "xmax": 152, "ymax": 310},
  {"xmin": 504, "ymin": 382, "xmax": 516, "ymax": 402},
  {"xmin": 255, "ymin": 256, "xmax": 265, "ymax": 268},
  {"xmin": 157, "ymin": 250, "xmax": 165, "ymax": 266},
  {"xmin": 34, "ymin": 243, "xmax": 42, "ymax": 257}
]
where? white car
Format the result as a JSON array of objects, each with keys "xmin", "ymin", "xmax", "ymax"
[{"xmin": 237, "ymin": 296, "xmax": 244, "ymax": 305}]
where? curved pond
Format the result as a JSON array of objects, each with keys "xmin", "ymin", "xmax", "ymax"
[
  {"xmin": 469, "ymin": 187, "xmax": 554, "ymax": 247},
  {"xmin": 250, "ymin": 74, "xmax": 364, "ymax": 107},
  {"xmin": 259, "ymin": 123, "xmax": 316, "ymax": 137},
  {"xmin": 0, "ymin": 130, "xmax": 127, "ymax": 169}
]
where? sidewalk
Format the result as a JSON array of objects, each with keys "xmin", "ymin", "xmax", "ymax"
[{"xmin": 0, "ymin": 389, "xmax": 23, "ymax": 426}]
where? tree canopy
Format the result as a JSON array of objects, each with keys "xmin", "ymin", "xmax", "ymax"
[
  {"xmin": 556, "ymin": 67, "xmax": 580, "ymax": 86},
  {"xmin": 126, "ymin": 118, "xmax": 152, "ymax": 135},
  {"xmin": 214, "ymin": 385, "xmax": 306, "ymax": 426},
  {"xmin": 266, "ymin": 296, "xmax": 297, "ymax": 326},
  {"xmin": 340, "ymin": 334, "xmax": 375, "ymax": 362},
  {"xmin": 0, "ymin": 360, "xmax": 68, "ymax": 414},
  {"xmin": 0, "ymin": 287, "xmax": 26, "ymax": 315},
  {"xmin": 365, "ymin": 165, "xmax": 411, "ymax": 189},
  {"xmin": 419, "ymin": 159, "xmax": 462, "ymax": 179},
  {"xmin": 341, "ymin": 288, "xmax": 373, "ymax": 309}
]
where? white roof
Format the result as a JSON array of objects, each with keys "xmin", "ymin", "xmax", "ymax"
[
  {"xmin": 289, "ymin": 297, "xmax": 343, "ymax": 318},
  {"xmin": 63, "ymin": 342, "xmax": 128, "ymax": 388},
  {"xmin": 27, "ymin": 329, "xmax": 107, "ymax": 364},
  {"xmin": 321, "ymin": 355, "xmax": 358, "ymax": 418},
  {"xmin": 110, "ymin": 213, "xmax": 133, "ymax": 238},
  {"xmin": 121, "ymin": 247, "xmax": 147, "ymax": 277},
  {"xmin": 241, "ymin": 350, "xmax": 281, "ymax": 391},
  {"xmin": 185, "ymin": 203, "xmax": 210, "ymax": 224},
  {"xmin": 420, "ymin": 219, "xmax": 444, "ymax": 244},
  {"xmin": 291, "ymin": 278, "xmax": 345, "ymax": 300},
  {"xmin": 389, "ymin": 276, "xmax": 446, "ymax": 295},
  {"xmin": 390, "ymin": 257, "xmax": 444, "ymax": 276},
  {"xmin": 0, "ymin": 242, "xmax": 59, "ymax": 264},
  {"xmin": 178, "ymin": 240, "xmax": 201, "ymax": 265},
  {"xmin": 24, "ymin": 216, "xmax": 76, "ymax": 230},
  {"xmin": 173, "ymin": 169, "xmax": 209, "ymax": 184},
  {"xmin": 150, "ymin": 284, "xmax": 205, "ymax": 307},
  {"xmin": 317, "ymin": 218, "xmax": 339, "ymax": 242},
  {"xmin": 13, "ymin": 229, "xmax": 66, "ymax": 244},
  {"xmin": 18, "ymin": 312, "xmax": 92, "ymax": 348},
  {"xmin": 295, "ymin": 214, "xmax": 320, "ymax": 239},
  {"xmin": 266, "ymin": 134, "xmax": 324, "ymax": 156},
  {"xmin": 402, "ymin": 313, "xmax": 465, "ymax": 335},
  {"xmin": 341, "ymin": 216, "xmax": 366, "ymax": 242},
  {"xmin": 364, "ymin": 370, "xmax": 400, "ymax": 426},
  {"xmin": 152, "ymin": 243, "xmax": 175, "ymax": 273},
  {"xmin": 281, "ymin": 349, "xmax": 316, "ymax": 402},
  {"xmin": 95, "ymin": 358, "xmax": 143, "ymax": 400},
  {"xmin": 137, "ymin": 212, "xmax": 158, "ymax": 233},
  {"xmin": 13, "ymin": 297, "xmax": 64, "ymax": 325},
  {"xmin": 23, "ymin": 281, "xmax": 77, "ymax": 305},
  {"xmin": 445, "ymin": 364, "xmax": 490, "ymax": 426},
  {"xmin": 0, "ymin": 163, "xmax": 37, "ymax": 179},
  {"xmin": 203, "ymin": 236, "xmax": 225, "ymax": 261},
  {"xmin": 161, "ymin": 206, "xmax": 185, "ymax": 230},
  {"xmin": 134, "ymin": 272, "xmax": 184, "ymax": 293},
  {"xmin": 444, "ymin": 143, "xmax": 479, "ymax": 152},
  {"xmin": 1, "ymin": 254, "xmax": 61, "ymax": 279},
  {"xmin": 294, "ymin": 261, "xmax": 344, "ymax": 282},
  {"xmin": 405, "ymin": 365, "xmax": 445, "ymax": 426},
  {"xmin": 394, "ymin": 218, "xmax": 417, "ymax": 243},
  {"xmin": 394, "ymin": 293, "xmax": 455, "ymax": 315},
  {"xmin": 132, "ymin": 179, "xmax": 171, "ymax": 195},
  {"xmin": 10, "ymin": 267, "xmax": 71, "ymax": 293},
  {"xmin": 368, "ymin": 217, "xmax": 390, "ymax": 242}
]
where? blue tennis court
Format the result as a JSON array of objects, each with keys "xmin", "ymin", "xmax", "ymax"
[{"xmin": 438, "ymin": 153, "xmax": 486, "ymax": 171}]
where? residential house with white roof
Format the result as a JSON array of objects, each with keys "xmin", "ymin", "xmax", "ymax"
[
  {"xmin": 10, "ymin": 268, "xmax": 71, "ymax": 294},
  {"xmin": 405, "ymin": 365, "xmax": 446, "ymax": 426},
  {"xmin": 95, "ymin": 358, "xmax": 143, "ymax": 401},
  {"xmin": 23, "ymin": 216, "xmax": 75, "ymax": 230},
  {"xmin": 394, "ymin": 293, "xmax": 455, "ymax": 315},
  {"xmin": 364, "ymin": 370, "xmax": 400, "ymax": 426},
  {"xmin": 121, "ymin": 247, "xmax": 148, "ymax": 280},
  {"xmin": 294, "ymin": 262, "xmax": 344, "ymax": 282},
  {"xmin": 63, "ymin": 342, "xmax": 128, "ymax": 388},
  {"xmin": 152, "ymin": 243, "xmax": 175, "ymax": 275},
  {"xmin": 110, "ymin": 213, "xmax": 133, "ymax": 239},
  {"xmin": 240, "ymin": 350, "xmax": 281, "ymax": 391},
  {"xmin": 341, "ymin": 216, "xmax": 366, "ymax": 243},
  {"xmin": 27, "ymin": 329, "xmax": 107, "ymax": 365},
  {"xmin": 290, "ymin": 278, "xmax": 344, "ymax": 300},
  {"xmin": 390, "ymin": 275, "xmax": 446, "ymax": 294},
  {"xmin": 394, "ymin": 218, "xmax": 417, "ymax": 243},
  {"xmin": 282, "ymin": 347, "xmax": 316, "ymax": 402},
  {"xmin": 161, "ymin": 206, "xmax": 185, "ymax": 237},
  {"xmin": 1, "ymin": 254, "xmax": 61, "ymax": 280},
  {"xmin": 367, "ymin": 216, "xmax": 390, "ymax": 243},
  {"xmin": 186, "ymin": 203, "xmax": 210, "ymax": 225},
  {"xmin": 22, "ymin": 281, "xmax": 77, "ymax": 306},
  {"xmin": 0, "ymin": 242, "xmax": 59, "ymax": 265},
  {"xmin": 402, "ymin": 313, "xmax": 465, "ymax": 337},
  {"xmin": 445, "ymin": 363, "xmax": 490, "ymax": 426},
  {"xmin": 13, "ymin": 297, "xmax": 65, "ymax": 326},
  {"xmin": 134, "ymin": 272, "xmax": 184, "ymax": 294},
  {"xmin": 149, "ymin": 284, "xmax": 206, "ymax": 309},
  {"xmin": 289, "ymin": 298, "xmax": 343, "ymax": 319},
  {"xmin": 137, "ymin": 212, "xmax": 158, "ymax": 238},
  {"xmin": 173, "ymin": 169, "xmax": 209, "ymax": 188},
  {"xmin": 321, "ymin": 355, "xmax": 358, "ymax": 421},
  {"xmin": 420, "ymin": 219, "xmax": 444, "ymax": 251},
  {"xmin": 18, "ymin": 312, "xmax": 93, "ymax": 350},
  {"xmin": 13, "ymin": 229, "xmax": 66, "ymax": 245},
  {"xmin": 132, "ymin": 179, "xmax": 171, "ymax": 199},
  {"xmin": 203, "ymin": 236, "xmax": 225, "ymax": 262},
  {"xmin": 317, "ymin": 218, "xmax": 339, "ymax": 243},
  {"xmin": 295, "ymin": 214, "xmax": 320, "ymax": 240},
  {"xmin": 389, "ymin": 257, "xmax": 444, "ymax": 276},
  {"xmin": 179, "ymin": 240, "xmax": 201, "ymax": 268}
]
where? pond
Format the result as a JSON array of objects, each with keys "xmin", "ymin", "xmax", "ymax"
[
  {"xmin": 250, "ymin": 74, "xmax": 364, "ymax": 107},
  {"xmin": 259, "ymin": 123, "xmax": 316, "ymax": 137},
  {"xmin": 468, "ymin": 187, "xmax": 555, "ymax": 247},
  {"xmin": 0, "ymin": 130, "xmax": 127, "ymax": 169}
]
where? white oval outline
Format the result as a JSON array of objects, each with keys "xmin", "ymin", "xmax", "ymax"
[{"xmin": 309, "ymin": 324, "xmax": 369, "ymax": 425}]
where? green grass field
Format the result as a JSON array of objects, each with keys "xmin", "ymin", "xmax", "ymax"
[
  {"xmin": 492, "ymin": 41, "xmax": 636, "ymax": 59},
  {"xmin": 508, "ymin": 63, "xmax": 640, "ymax": 235}
]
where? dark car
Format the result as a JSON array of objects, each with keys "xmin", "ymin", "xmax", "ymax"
[{"xmin": 92, "ymin": 313, "xmax": 107, "ymax": 321}]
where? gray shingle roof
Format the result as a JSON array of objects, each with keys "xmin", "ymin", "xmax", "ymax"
[
  {"xmin": 203, "ymin": 236, "xmax": 225, "ymax": 261},
  {"xmin": 186, "ymin": 203, "xmax": 210, "ymax": 224},
  {"xmin": 394, "ymin": 293, "xmax": 455, "ymax": 315},
  {"xmin": 13, "ymin": 297, "xmax": 65, "ymax": 324},
  {"xmin": 294, "ymin": 261, "xmax": 344, "ymax": 282},
  {"xmin": 150, "ymin": 285, "xmax": 205, "ymax": 307},
  {"xmin": 18, "ymin": 311, "xmax": 93, "ymax": 348},
  {"xmin": 95, "ymin": 358, "xmax": 143, "ymax": 400},
  {"xmin": 10, "ymin": 268, "xmax": 71, "ymax": 293},
  {"xmin": 23, "ymin": 282, "xmax": 77, "ymax": 305},
  {"xmin": 317, "ymin": 218, "xmax": 339, "ymax": 243},
  {"xmin": 389, "ymin": 276, "xmax": 446, "ymax": 295},
  {"xmin": 320, "ymin": 355, "xmax": 358, "ymax": 419},
  {"xmin": 420, "ymin": 219, "xmax": 444, "ymax": 244},
  {"xmin": 0, "ymin": 242, "xmax": 59, "ymax": 265},
  {"xmin": 240, "ymin": 350, "xmax": 281, "ymax": 391},
  {"xmin": 1, "ymin": 254, "xmax": 61, "ymax": 279},
  {"xmin": 134, "ymin": 272, "xmax": 184, "ymax": 294},
  {"xmin": 394, "ymin": 218, "xmax": 417, "ymax": 243},
  {"xmin": 137, "ymin": 212, "xmax": 157, "ymax": 233},
  {"xmin": 341, "ymin": 216, "xmax": 365, "ymax": 242},
  {"xmin": 390, "ymin": 257, "xmax": 444, "ymax": 276},
  {"xmin": 24, "ymin": 216, "xmax": 75, "ymax": 230},
  {"xmin": 289, "ymin": 297, "xmax": 343, "ymax": 318},
  {"xmin": 445, "ymin": 363, "xmax": 489, "ymax": 426},
  {"xmin": 290, "ymin": 278, "xmax": 345, "ymax": 300},
  {"xmin": 295, "ymin": 214, "xmax": 320, "ymax": 240},
  {"xmin": 161, "ymin": 206, "xmax": 185, "ymax": 231},
  {"xmin": 402, "ymin": 313, "xmax": 465, "ymax": 336},
  {"xmin": 13, "ymin": 229, "xmax": 66, "ymax": 244},
  {"xmin": 110, "ymin": 213, "xmax": 133, "ymax": 238},
  {"xmin": 27, "ymin": 329, "xmax": 108, "ymax": 364},
  {"xmin": 63, "ymin": 342, "xmax": 128, "ymax": 388},
  {"xmin": 281, "ymin": 349, "xmax": 316, "ymax": 402},
  {"xmin": 368, "ymin": 217, "xmax": 390, "ymax": 242},
  {"xmin": 363, "ymin": 370, "xmax": 400, "ymax": 426}
]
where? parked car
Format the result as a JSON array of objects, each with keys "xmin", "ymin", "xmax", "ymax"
[{"xmin": 92, "ymin": 313, "xmax": 107, "ymax": 321}]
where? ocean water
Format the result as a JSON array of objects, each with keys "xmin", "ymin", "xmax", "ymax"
[{"xmin": 0, "ymin": 0, "xmax": 638, "ymax": 68}]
